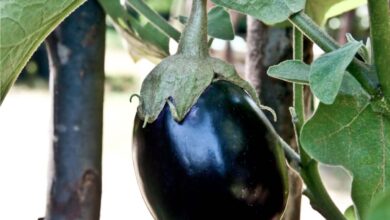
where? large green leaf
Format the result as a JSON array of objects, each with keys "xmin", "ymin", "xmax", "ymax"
[
  {"xmin": 306, "ymin": 0, "xmax": 366, "ymax": 25},
  {"xmin": 366, "ymin": 190, "xmax": 390, "ymax": 220},
  {"xmin": 301, "ymin": 73, "xmax": 390, "ymax": 218},
  {"xmin": 309, "ymin": 41, "xmax": 362, "ymax": 104},
  {"xmin": 211, "ymin": 0, "xmax": 306, "ymax": 25},
  {"xmin": 0, "ymin": 0, "xmax": 86, "ymax": 104}
]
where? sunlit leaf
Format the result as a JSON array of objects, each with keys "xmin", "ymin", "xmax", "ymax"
[
  {"xmin": 0, "ymin": 0, "xmax": 86, "ymax": 104},
  {"xmin": 211, "ymin": 0, "xmax": 305, "ymax": 25},
  {"xmin": 306, "ymin": 0, "xmax": 366, "ymax": 25}
]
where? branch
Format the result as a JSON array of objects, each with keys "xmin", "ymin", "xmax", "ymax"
[{"xmin": 44, "ymin": 0, "xmax": 104, "ymax": 218}]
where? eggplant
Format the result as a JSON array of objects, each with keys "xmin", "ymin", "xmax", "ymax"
[{"xmin": 133, "ymin": 80, "xmax": 288, "ymax": 220}]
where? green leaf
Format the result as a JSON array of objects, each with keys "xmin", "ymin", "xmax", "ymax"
[
  {"xmin": 301, "ymin": 73, "xmax": 390, "ymax": 218},
  {"xmin": 366, "ymin": 190, "xmax": 390, "ymax": 220},
  {"xmin": 124, "ymin": 0, "xmax": 181, "ymax": 42},
  {"xmin": 176, "ymin": 7, "xmax": 235, "ymax": 41},
  {"xmin": 344, "ymin": 205, "xmax": 357, "ymax": 220},
  {"xmin": 346, "ymin": 33, "xmax": 371, "ymax": 64},
  {"xmin": 144, "ymin": 0, "xmax": 173, "ymax": 13},
  {"xmin": 97, "ymin": 0, "xmax": 123, "ymax": 21},
  {"xmin": 133, "ymin": 22, "xmax": 169, "ymax": 54},
  {"xmin": 210, "ymin": 0, "xmax": 305, "ymax": 25},
  {"xmin": 325, "ymin": 0, "xmax": 366, "ymax": 22},
  {"xmin": 267, "ymin": 60, "xmax": 310, "ymax": 84},
  {"xmin": 207, "ymin": 6, "xmax": 234, "ymax": 40},
  {"xmin": 98, "ymin": 0, "xmax": 169, "ymax": 62},
  {"xmin": 0, "ymin": 0, "xmax": 86, "ymax": 104},
  {"xmin": 306, "ymin": 0, "xmax": 367, "ymax": 25},
  {"xmin": 309, "ymin": 41, "xmax": 362, "ymax": 104}
]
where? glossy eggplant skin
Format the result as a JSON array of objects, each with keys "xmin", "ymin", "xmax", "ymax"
[{"xmin": 133, "ymin": 81, "xmax": 287, "ymax": 220}]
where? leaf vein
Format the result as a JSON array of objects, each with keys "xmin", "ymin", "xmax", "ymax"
[{"xmin": 314, "ymin": 103, "xmax": 370, "ymax": 143}]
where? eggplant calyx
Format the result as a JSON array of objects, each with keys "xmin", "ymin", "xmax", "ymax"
[
  {"xmin": 135, "ymin": 0, "xmax": 276, "ymax": 125},
  {"xmin": 137, "ymin": 56, "xmax": 276, "ymax": 124},
  {"xmin": 137, "ymin": 55, "xmax": 214, "ymax": 123},
  {"xmin": 210, "ymin": 58, "xmax": 277, "ymax": 121},
  {"xmin": 130, "ymin": 94, "xmax": 141, "ymax": 103}
]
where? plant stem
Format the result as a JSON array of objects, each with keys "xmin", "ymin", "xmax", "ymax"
[
  {"xmin": 293, "ymin": 28, "xmax": 305, "ymax": 135},
  {"xmin": 177, "ymin": 0, "xmax": 208, "ymax": 57},
  {"xmin": 125, "ymin": 0, "xmax": 181, "ymax": 42},
  {"xmin": 45, "ymin": 0, "xmax": 105, "ymax": 218},
  {"xmin": 292, "ymin": 27, "xmax": 346, "ymax": 220},
  {"xmin": 367, "ymin": 0, "xmax": 390, "ymax": 99},
  {"xmin": 275, "ymin": 125, "xmax": 345, "ymax": 220},
  {"xmin": 290, "ymin": 12, "xmax": 338, "ymax": 52},
  {"xmin": 262, "ymin": 115, "xmax": 301, "ymax": 172},
  {"xmin": 279, "ymin": 137, "xmax": 301, "ymax": 172},
  {"xmin": 292, "ymin": 27, "xmax": 311, "ymax": 166},
  {"xmin": 289, "ymin": 11, "xmax": 380, "ymax": 97},
  {"xmin": 300, "ymin": 161, "xmax": 347, "ymax": 220}
]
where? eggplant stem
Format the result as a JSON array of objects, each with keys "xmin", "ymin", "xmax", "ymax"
[{"xmin": 177, "ymin": 0, "xmax": 208, "ymax": 57}]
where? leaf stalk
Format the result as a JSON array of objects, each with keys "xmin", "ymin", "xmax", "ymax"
[
  {"xmin": 292, "ymin": 28, "xmax": 305, "ymax": 139},
  {"xmin": 292, "ymin": 27, "xmax": 346, "ymax": 220}
]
